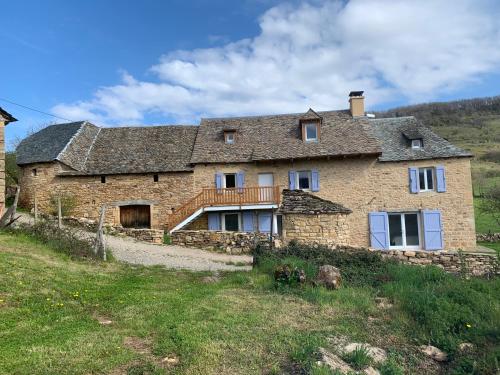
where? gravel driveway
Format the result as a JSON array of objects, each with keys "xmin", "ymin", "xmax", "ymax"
[{"xmin": 17, "ymin": 213, "xmax": 253, "ymax": 271}]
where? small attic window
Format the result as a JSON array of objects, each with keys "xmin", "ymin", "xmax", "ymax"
[
  {"xmin": 224, "ymin": 131, "xmax": 235, "ymax": 144},
  {"xmin": 31, "ymin": 168, "xmax": 37, "ymax": 177},
  {"xmin": 101, "ymin": 176, "xmax": 106, "ymax": 184},
  {"xmin": 411, "ymin": 139, "xmax": 423, "ymax": 149},
  {"xmin": 301, "ymin": 120, "xmax": 320, "ymax": 142}
]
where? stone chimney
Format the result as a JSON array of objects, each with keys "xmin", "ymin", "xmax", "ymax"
[{"xmin": 349, "ymin": 91, "xmax": 365, "ymax": 117}]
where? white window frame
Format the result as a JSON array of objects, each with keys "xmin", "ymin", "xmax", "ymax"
[
  {"xmin": 411, "ymin": 139, "xmax": 423, "ymax": 149},
  {"xmin": 418, "ymin": 167, "xmax": 435, "ymax": 192},
  {"xmin": 223, "ymin": 173, "xmax": 237, "ymax": 188},
  {"xmin": 221, "ymin": 212, "xmax": 241, "ymax": 231},
  {"xmin": 296, "ymin": 170, "xmax": 312, "ymax": 190},
  {"xmin": 224, "ymin": 132, "xmax": 235, "ymax": 144},
  {"xmin": 304, "ymin": 122, "xmax": 318, "ymax": 142},
  {"xmin": 388, "ymin": 212, "xmax": 421, "ymax": 250}
]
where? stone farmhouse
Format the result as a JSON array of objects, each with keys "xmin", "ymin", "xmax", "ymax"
[{"xmin": 16, "ymin": 92, "xmax": 476, "ymax": 251}]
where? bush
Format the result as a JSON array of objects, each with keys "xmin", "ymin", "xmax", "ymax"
[
  {"xmin": 480, "ymin": 150, "xmax": 500, "ymax": 163},
  {"xmin": 9, "ymin": 220, "xmax": 99, "ymax": 259},
  {"xmin": 49, "ymin": 192, "xmax": 77, "ymax": 217},
  {"xmin": 274, "ymin": 264, "xmax": 306, "ymax": 286}
]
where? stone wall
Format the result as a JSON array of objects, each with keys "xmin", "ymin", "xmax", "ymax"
[
  {"xmin": 171, "ymin": 230, "xmax": 270, "ymax": 254},
  {"xmin": 477, "ymin": 233, "xmax": 500, "ymax": 242},
  {"xmin": 18, "ymin": 161, "xmax": 195, "ymax": 230},
  {"xmin": 0, "ymin": 121, "xmax": 5, "ymax": 215},
  {"xmin": 283, "ymin": 213, "xmax": 350, "ymax": 247},
  {"xmin": 377, "ymin": 249, "xmax": 498, "ymax": 277},
  {"xmin": 192, "ymin": 157, "xmax": 476, "ymax": 250}
]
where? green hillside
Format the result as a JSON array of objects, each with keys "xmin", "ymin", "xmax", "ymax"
[{"xmin": 377, "ymin": 95, "xmax": 500, "ymax": 196}]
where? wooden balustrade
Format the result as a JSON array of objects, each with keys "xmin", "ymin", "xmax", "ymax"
[{"xmin": 168, "ymin": 186, "xmax": 280, "ymax": 230}]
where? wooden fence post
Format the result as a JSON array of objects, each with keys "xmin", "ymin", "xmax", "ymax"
[
  {"xmin": 94, "ymin": 205, "xmax": 107, "ymax": 260},
  {"xmin": 57, "ymin": 196, "xmax": 62, "ymax": 228}
]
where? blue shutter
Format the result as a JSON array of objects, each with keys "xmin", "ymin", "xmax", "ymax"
[
  {"xmin": 208, "ymin": 213, "xmax": 221, "ymax": 231},
  {"xmin": 369, "ymin": 212, "xmax": 389, "ymax": 250},
  {"xmin": 423, "ymin": 210, "xmax": 443, "ymax": 250},
  {"xmin": 311, "ymin": 170, "xmax": 320, "ymax": 192},
  {"xmin": 258, "ymin": 212, "xmax": 272, "ymax": 233},
  {"xmin": 289, "ymin": 170, "xmax": 297, "ymax": 190},
  {"xmin": 409, "ymin": 167, "xmax": 419, "ymax": 194},
  {"xmin": 436, "ymin": 165, "xmax": 446, "ymax": 193},
  {"xmin": 242, "ymin": 211, "xmax": 255, "ymax": 232},
  {"xmin": 215, "ymin": 172, "xmax": 223, "ymax": 190},
  {"xmin": 236, "ymin": 171, "xmax": 245, "ymax": 190}
]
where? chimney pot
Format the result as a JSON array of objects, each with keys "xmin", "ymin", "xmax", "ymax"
[{"xmin": 349, "ymin": 91, "xmax": 365, "ymax": 117}]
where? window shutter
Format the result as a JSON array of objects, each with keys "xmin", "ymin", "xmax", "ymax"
[
  {"xmin": 208, "ymin": 213, "xmax": 221, "ymax": 231},
  {"xmin": 423, "ymin": 210, "xmax": 444, "ymax": 250},
  {"xmin": 242, "ymin": 211, "xmax": 254, "ymax": 232},
  {"xmin": 409, "ymin": 167, "xmax": 419, "ymax": 193},
  {"xmin": 258, "ymin": 212, "xmax": 272, "ymax": 233},
  {"xmin": 288, "ymin": 170, "xmax": 297, "ymax": 190},
  {"xmin": 215, "ymin": 172, "xmax": 223, "ymax": 189},
  {"xmin": 311, "ymin": 170, "xmax": 320, "ymax": 192},
  {"xmin": 436, "ymin": 165, "xmax": 446, "ymax": 193},
  {"xmin": 368, "ymin": 212, "xmax": 389, "ymax": 250},
  {"xmin": 236, "ymin": 171, "xmax": 245, "ymax": 189}
]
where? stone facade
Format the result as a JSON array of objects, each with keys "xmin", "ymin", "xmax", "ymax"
[
  {"xmin": 18, "ymin": 161, "xmax": 195, "ymax": 229},
  {"xmin": 283, "ymin": 213, "xmax": 350, "ymax": 246},
  {"xmin": 0, "ymin": 121, "xmax": 5, "ymax": 215},
  {"xmin": 171, "ymin": 230, "xmax": 270, "ymax": 254},
  {"xmin": 378, "ymin": 249, "xmax": 498, "ymax": 277},
  {"xmin": 191, "ymin": 156, "xmax": 476, "ymax": 250}
]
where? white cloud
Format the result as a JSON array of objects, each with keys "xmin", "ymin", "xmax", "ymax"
[{"xmin": 53, "ymin": 0, "xmax": 500, "ymax": 125}]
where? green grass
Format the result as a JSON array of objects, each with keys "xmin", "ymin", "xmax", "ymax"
[
  {"xmin": 1, "ymin": 232, "xmax": 499, "ymax": 374},
  {"xmin": 474, "ymin": 197, "xmax": 500, "ymax": 234}
]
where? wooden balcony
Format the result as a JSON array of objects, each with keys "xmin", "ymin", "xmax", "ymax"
[{"xmin": 168, "ymin": 186, "xmax": 281, "ymax": 231}]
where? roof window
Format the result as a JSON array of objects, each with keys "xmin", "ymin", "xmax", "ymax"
[
  {"xmin": 411, "ymin": 139, "xmax": 423, "ymax": 149},
  {"xmin": 224, "ymin": 131, "xmax": 236, "ymax": 144}
]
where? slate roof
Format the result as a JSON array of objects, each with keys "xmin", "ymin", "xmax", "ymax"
[
  {"xmin": 17, "ymin": 122, "xmax": 198, "ymax": 174},
  {"xmin": 0, "ymin": 107, "xmax": 17, "ymax": 124},
  {"xmin": 369, "ymin": 117, "xmax": 472, "ymax": 162},
  {"xmin": 191, "ymin": 110, "xmax": 382, "ymax": 164},
  {"xmin": 16, "ymin": 122, "xmax": 86, "ymax": 166},
  {"xmin": 279, "ymin": 189, "xmax": 352, "ymax": 215}
]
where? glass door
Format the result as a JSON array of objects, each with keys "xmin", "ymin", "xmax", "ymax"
[{"xmin": 388, "ymin": 213, "xmax": 420, "ymax": 249}]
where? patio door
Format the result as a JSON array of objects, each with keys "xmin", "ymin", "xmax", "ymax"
[
  {"xmin": 388, "ymin": 212, "xmax": 420, "ymax": 249},
  {"xmin": 258, "ymin": 173, "xmax": 274, "ymax": 201}
]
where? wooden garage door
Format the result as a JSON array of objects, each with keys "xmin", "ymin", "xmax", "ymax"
[{"xmin": 120, "ymin": 205, "xmax": 151, "ymax": 228}]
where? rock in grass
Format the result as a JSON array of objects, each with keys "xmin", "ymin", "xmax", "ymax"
[
  {"xmin": 419, "ymin": 345, "xmax": 448, "ymax": 362},
  {"xmin": 364, "ymin": 367, "xmax": 381, "ymax": 375},
  {"xmin": 458, "ymin": 342, "xmax": 474, "ymax": 352},
  {"xmin": 344, "ymin": 343, "xmax": 387, "ymax": 364},
  {"xmin": 374, "ymin": 297, "xmax": 393, "ymax": 309},
  {"xmin": 318, "ymin": 348, "xmax": 354, "ymax": 373},
  {"xmin": 315, "ymin": 265, "xmax": 342, "ymax": 289}
]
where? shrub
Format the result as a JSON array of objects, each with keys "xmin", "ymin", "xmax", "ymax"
[
  {"xmin": 49, "ymin": 192, "xmax": 77, "ymax": 217},
  {"xmin": 273, "ymin": 264, "xmax": 306, "ymax": 286},
  {"xmin": 480, "ymin": 150, "xmax": 500, "ymax": 163},
  {"xmin": 9, "ymin": 220, "xmax": 99, "ymax": 259},
  {"xmin": 379, "ymin": 357, "xmax": 404, "ymax": 375},
  {"xmin": 163, "ymin": 233, "xmax": 172, "ymax": 245},
  {"xmin": 343, "ymin": 346, "xmax": 372, "ymax": 370}
]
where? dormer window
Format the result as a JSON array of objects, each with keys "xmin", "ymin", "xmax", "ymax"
[
  {"xmin": 411, "ymin": 139, "xmax": 423, "ymax": 149},
  {"xmin": 224, "ymin": 131, "xmax": 235, "ymax": 144},
  {"xmin": 303, "ymin": 122, "xmax": 318, "ymax": 142}
]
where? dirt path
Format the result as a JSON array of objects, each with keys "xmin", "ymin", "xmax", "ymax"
[{"xmin": 16, "ymin": 213, "xmax": 253, "ymax": 272}]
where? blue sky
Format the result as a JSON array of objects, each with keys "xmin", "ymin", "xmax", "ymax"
[{"xmin": 2, "ymin": 0, "xmax": 500, "ymax": 150}]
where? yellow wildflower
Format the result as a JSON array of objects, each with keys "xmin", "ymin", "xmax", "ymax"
[{"xmin": 466, "ymin": 323, "xmax": 472, "ymax": 328}]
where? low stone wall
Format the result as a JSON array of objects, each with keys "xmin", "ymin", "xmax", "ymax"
[
  {"xmin": 378, "ymin": 249, "xmax": 498, "ymax": 277},
  {"xmin": 171, "ymin": 230, "xmax": 270, "ymax": 254},
  {"xmin": 477, "ymin": 233, "xmax": 500, "ymax": 242}
]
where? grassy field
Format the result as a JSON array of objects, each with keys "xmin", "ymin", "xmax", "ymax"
[
  {"xmin": 474, "ymin": 198, "xmax": 500, "ymax": 234},
  {"xmin": 1, "ymin": 232, "xmax": 499, "ymax": 374}
]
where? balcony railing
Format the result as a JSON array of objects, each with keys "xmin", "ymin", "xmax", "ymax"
[{"xmin": 168, "ymin": 186, "xmax": 280, "ymax": 231}]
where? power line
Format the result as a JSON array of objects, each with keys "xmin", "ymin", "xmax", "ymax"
[{"xmin": 0, "ymin": 97, "xmax": 74, "ymax": 122}]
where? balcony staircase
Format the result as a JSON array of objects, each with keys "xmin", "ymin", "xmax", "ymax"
[{"xmin": 168, "ymin": 186, "xmax": 281, "ymax": 232}]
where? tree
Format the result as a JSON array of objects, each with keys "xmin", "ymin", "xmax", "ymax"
[{"xmin": 480, "ymin": 185, "xmax": 500, "ymax": 229}]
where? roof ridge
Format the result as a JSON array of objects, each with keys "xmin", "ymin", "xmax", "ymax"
[
  {"xmin": 101, "ymin": 124, "xmax": 199, "ymax": 130},
  {"xmin": 369, "ymin": 116, "xmax": 416, "ymax": 121},
  {"xmin": 55, "ymin": 121, "xmax": 88, "ymax": 163},
  {"xmin": 202, "ymin": 109, "xmax": 349, "ymax": 121}
]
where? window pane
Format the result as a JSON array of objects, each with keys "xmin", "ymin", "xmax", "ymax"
[
  {"xmin": 224, "ymin": 214, "xmax": 239, "ymax": 231},
  {"xmin": 305, "ymin": 124, "xmax": 317, "ymax": 140},
  {"xmin": 426, "ymin": 169, "xmax": 434, "ymax": 190},
  {"xmin": 225, "ymin": 174, "xmax": 236, "ymax": 188},
  {"xmin": 404, "ymin": 214, "xmax": 420, "ymax": 246},
  {"xmin": 419, "ymin": 169, "xmax": 426, "ymax": 190},
  {"xmin": 389, "ymin": 215, "xmax": 403, "ymax": 247},
  {"xmin": 298, "ymin": 171, "xmax": 310, "ymax": 189}
]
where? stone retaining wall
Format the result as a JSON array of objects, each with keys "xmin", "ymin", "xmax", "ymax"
[
  {"xmin": 476, "ymin": 233, "xmax": 500, "ymax": 242},
  {"xmin": 378, "ymin": 249, "xmax": 498, "ymax": 277},
  {"xmin": 171, "ymin": 230, "xmax": 270, "ymax": 254}
]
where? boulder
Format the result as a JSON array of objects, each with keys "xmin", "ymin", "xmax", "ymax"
[
  {"xmin": 458, "ymin": 342, "xmax": 474, "ymax": 352},
  {"xmin": 419, "ymin": 345, "xmax": 448, "ymax": 362},
  {"xmin": 318, "ymin": 348, "xmax": 354, "ymax": 373},
  {"xmin": 315, "ymin": 265, "xmax": 342, "ymax": 289}
]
